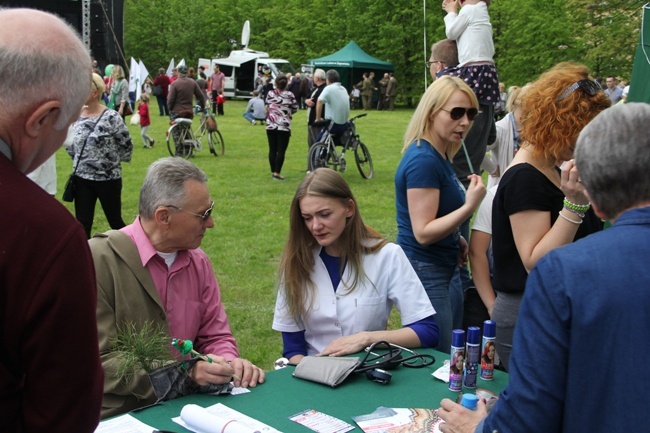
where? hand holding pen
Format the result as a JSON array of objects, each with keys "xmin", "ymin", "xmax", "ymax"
[
  {"xmin": 189, "ymin": 354, "xmax": 242, "ymax": 386},
  {"xmin": 171, "ymin": 338, "xmax": 241, "ymax": 383},
  {"xmin": 171, "ymin": 338, "xmax": 264, "ymax": 388}
]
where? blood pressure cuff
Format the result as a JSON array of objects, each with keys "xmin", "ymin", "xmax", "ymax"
[{"xmin": 292, "ymin": 356, "xmax": 360, "ymax": 387}]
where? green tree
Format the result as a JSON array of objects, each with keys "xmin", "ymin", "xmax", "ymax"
[
  {"xmin": 123, "ymin": 0, "xmax": 643, "ymax": 103},
  {"xmin": 491, "ymin": 0, "xmax": 578, "ymax": 86},
  {"xmin": 566, "ymin": 0, "xmax": 641, "ymax": 80}
]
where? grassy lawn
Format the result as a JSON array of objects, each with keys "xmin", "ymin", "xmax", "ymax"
[{"xmin": 56, "ymin": 100, "xmax": 417, "ymax": 371}]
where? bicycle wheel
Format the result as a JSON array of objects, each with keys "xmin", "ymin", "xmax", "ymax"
[
  {"xmin": 309, "ymin": 143, "xmax": 332, "ymax": 171},
  {"xmin": 208, "ymin": 129, "xmax": 225, "ymax": 156},
  {"xmin": 354, "ymin": 141, "xmax": 373, "ymax": 179},
  {"xmin": 166, "ymin": 123, "xmax": 193, "ymax": 159}
]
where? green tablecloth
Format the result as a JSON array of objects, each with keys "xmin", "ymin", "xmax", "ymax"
[{"xmin": 130, "ymin": 349, "xmax": 507, "ymax": 432}]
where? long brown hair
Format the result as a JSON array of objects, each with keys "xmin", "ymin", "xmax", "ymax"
[{"xmin": 278, "ymin": 168, "xmax": 387, "ymax": 319}]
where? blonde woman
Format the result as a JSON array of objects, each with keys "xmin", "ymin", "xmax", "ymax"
[
  {"xmin": 395, "ymin": 76, "xmax": 486, "ymax": 352},
  {"xmin": 481, "ymin": 85, "xmax": 526, "ymax": 189},
  {"xmin": 109, "ymin": 64, "xmax": 130, "ymax": 120},
  {"xmin": 67, "ymin": 73, "xmax": 132, "ymax": 238}
]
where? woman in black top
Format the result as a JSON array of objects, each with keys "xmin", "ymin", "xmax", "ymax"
[{"xmin": 490, "ymin": 62, "xmax": 611, "ymax": 371}]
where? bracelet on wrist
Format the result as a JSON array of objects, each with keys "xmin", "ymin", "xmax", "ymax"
[
  {"xmin": 563, "ymin": 205, "xmax": 585, "ymax": 219},
  {"xmin": 563, "ymin": 197, "xmax": 590, "ymax": 213},
  {"xmin": 558, "ymin": 210, "xmax": 582, "ymax": 225}
]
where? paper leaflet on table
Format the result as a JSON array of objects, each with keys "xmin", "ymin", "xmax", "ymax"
[
  {"xmin": 431, "ymin": 359, "xmax": 450, "ymax": 383},
  {"xmin": 352, "ymin": 407, "xmax": 443, "ymax": 433},
  {"xmin": 94, "ymin": 414, "xmax": 156, "ymax": 433},
  {"xmin": 173, "ymin": 403, "xmax": 281, "ymax": 433},
  {"xmin": 289, "ymin": 409, "xmax": 355, "ymax": 433}
]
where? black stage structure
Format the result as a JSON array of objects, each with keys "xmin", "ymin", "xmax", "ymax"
[{"xmin": 0, "ymin": 0, "xmax": 124, "ymax": 71}]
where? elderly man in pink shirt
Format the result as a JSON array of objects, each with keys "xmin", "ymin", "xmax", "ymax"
[{"xmin": 90, "ymin": 157, "xmax": 264, "ymax": 419}]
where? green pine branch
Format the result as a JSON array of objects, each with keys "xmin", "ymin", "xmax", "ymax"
[{"xmin": 111, "ymin": 321, "xmax": 175, "ymax": 384}]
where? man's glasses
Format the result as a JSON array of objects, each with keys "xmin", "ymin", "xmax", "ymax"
[
  {"xmin": 164, "ymin": 201, "xmax": 214, "ymax": 222},
  {"xmin": 557, "ymin": 79, "xmax": 602, "ymax": 102},
  {"xmin": 440, "ymin": 107, "xmax": 479, "ymax": 121},
  {"xmin": 426, "ymin": 60, "xmax": 442, "ymax": 68}
]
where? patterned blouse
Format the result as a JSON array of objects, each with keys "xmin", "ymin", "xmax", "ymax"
[
  {"xmin": 265, "ymin": 89, "xmax": 298, "ymax": 132},
  {"xmin": 67, "ymin": 108, "xmax": 133, "ymax": 181}
]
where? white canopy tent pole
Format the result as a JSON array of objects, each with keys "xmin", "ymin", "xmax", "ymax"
[{"xmin": 424, "ymin": 0, "xmax": 429, "ymax": 91}]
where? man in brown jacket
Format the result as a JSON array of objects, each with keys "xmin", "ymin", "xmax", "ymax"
[
  {"xmin": 386, "ymin": 73, "xmax": 398, "ymax": 111},
  {"xmin": 168, "ymin": 65, "xmax": 206, "ymax": 155}
]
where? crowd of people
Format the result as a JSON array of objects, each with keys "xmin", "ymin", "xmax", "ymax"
[{"xmin": 2, "ymin": 4, "xmax": 647, "ymax": 433}]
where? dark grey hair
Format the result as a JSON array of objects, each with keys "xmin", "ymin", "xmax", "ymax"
[
  {"xmin": 139, "ymin": 157, "xmax": 208, "ymax": 219},
  {"xmin": 575, "ymin": 103, "xmax": 650, "ymax": 220},
  {"xmin": 326, "ymin": 69, "xmax": 340, "ymax": 83},
  {"xmin": 0, "ymin": 8, "xmax": 90, "ymax": 130}
]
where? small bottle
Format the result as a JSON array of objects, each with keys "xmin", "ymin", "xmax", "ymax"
[
  {"xmin": 480, "ymin": 320, "xmax": 496, "ymax": 380},
  {"xmin": 464, "ymin": 326, "xmax": 480, "ymax": 389},
  {"xmin": 461, "ymin": 394, "xmax": 479, "ymax": 411},
  {"xmin": 449, "ymin": 329, "xmax": 465, "ymax": 392}
]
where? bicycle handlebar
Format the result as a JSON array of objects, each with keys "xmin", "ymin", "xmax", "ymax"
[
  {"xmin": 194, "ymin": 104, "xmax": 209, "ymax": 114},
  {"xmin": 315, "ymin": 113, "xmax": 367, "ymax": 129}
]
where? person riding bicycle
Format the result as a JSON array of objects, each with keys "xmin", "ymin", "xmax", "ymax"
[
  {"xmin": 315, "ymin": 69, "xmax": 350, "ymax": 146},
  {"xmin": 168, "ymin": 65, "xmax": 206, "ymax": 156}
]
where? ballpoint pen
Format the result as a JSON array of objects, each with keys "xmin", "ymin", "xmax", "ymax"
[{"xmin": 171, "ymin": 338, "xmax": 241, "ymax": 382}]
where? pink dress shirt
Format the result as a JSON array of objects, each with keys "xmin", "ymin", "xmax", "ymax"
[{"xmin": 121, "ymin": 217, "xmax": 239, "ymax": 360}]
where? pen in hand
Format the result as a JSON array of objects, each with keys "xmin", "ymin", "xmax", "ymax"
[
  {"xmin": 222, "ymin": 360, "xmax": 242, "ymax": 383},
  {"xmin": 171, "ymin": 338, "xmax": 241, "ymax": 382}
]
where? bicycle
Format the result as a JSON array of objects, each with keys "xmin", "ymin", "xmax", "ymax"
[
  {"xmin": 308, "ymin": 113, "xmax": 373, "ymax": 179},
  {"xmin": 166, "ymin": 105, "xmax": 225, "ymax": 159}
]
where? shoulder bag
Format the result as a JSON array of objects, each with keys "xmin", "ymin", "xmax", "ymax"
[{"xmin": 62, "ymin": 109, "xmax": 107, "ymax": 202}]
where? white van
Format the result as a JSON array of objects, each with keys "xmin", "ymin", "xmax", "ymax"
[
  {"xmin": 199, "ymin": 50, "xmax": 294, "ymax": 99},
  {"xmin": 198, "ymin": 22, "xmax": 294, "ymax": 99}
]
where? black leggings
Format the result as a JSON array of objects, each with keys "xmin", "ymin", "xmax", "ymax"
[
  {"xmin": 266, "ymin": 129, "xmax": 291, "ymax": 174},
  {"xmin": 73, "ymin": 176, "xmax": 126, "ymax": 238}
]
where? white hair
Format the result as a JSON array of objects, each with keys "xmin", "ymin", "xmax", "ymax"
[{"xmin": 0, "ymin": 8, "xmax": 91, "ymax": 130}]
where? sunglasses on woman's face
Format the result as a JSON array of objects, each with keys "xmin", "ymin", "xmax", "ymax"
[{"xmin": 440, "ymin": 107, "xmax": 479, "ymax": 121}]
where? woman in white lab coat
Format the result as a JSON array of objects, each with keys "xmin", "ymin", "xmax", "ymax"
[{"xmin": 272, "ymin": 168, "xmax": 439, "ymax": 364}]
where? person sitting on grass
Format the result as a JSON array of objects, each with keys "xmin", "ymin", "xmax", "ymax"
[{"xmin": 243, "ymin": 90, "xmax": 265, "ymax": 125}]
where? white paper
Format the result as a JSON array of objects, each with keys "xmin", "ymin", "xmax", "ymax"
[
  {"xmin": 230, "ymin": 386, "xmax": 251, "ymax": 395},
  {"xmin": 432, "ymin": 359, "xmax": 450, "ymax": 383},
  {"xmin": 173, "ymin": 403, "xmax": 281, "ymax": 433},
  {"xmin": 94, "ymin": 414, "xmax": 156, "ymax": 433},
  {"xmin": 290, "ymin": 409, "xmax": 355, "ymax": 433},
  {"xmin": 353, "ymin": 407, "xmax": 442, "ymax": 433}
]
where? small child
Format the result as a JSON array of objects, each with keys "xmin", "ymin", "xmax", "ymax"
[
  {"xmin": 350, "ymin": 87, "xmax": 360, "ymax": 109},
  {"xmin": 216, "ymin": 93, "xmax": 226, "ymax": 116},
  {"xmin": 138, "ymin": 95, "xmax": 154, "ymax": 148},
  {"xmin": 442, "ymin": 0, "xmax": 499, "ymax": 106}
]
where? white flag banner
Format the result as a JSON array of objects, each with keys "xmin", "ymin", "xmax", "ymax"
[
  {"xmin": 177, "ymin": 58, "xmax": 186, "ymax": 68},
  {"xmin": 129, "ymin": 57, "xmax": 139, "ymax": 93},
  {"xmin": 138, "ymin": 60, "xmax": 149, "ymax": 101},
  {"xmin": 166, "ymin": 58, "xmax": 175, "ymax": 77}
]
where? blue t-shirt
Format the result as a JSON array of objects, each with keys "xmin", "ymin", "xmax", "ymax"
[{"xmin": 395, "ymin": 140, "xmax": 465, "ymax": 266}]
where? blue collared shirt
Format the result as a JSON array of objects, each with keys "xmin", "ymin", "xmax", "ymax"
[{"xmin": 476, "ymin": 206, "xmax": 650, "ymax": 432}]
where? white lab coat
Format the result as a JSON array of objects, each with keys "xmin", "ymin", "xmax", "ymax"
[{"xmin": 273, "ymin": 242, "xmax": 436, "ymax": 355}]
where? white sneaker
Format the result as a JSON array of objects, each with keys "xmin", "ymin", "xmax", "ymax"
[{"xmin": 251, "ymin": 120, "xmax": 256, "ymax": 125}]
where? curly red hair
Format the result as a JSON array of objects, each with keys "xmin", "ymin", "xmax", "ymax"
[{"xmin": 519, "ymin": 62, "xmax": 611, "ymax": 162}]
